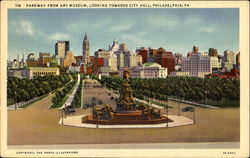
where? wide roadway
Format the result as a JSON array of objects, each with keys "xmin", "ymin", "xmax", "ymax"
[{"xmin": 7, "ymin": 79, "xmax": 239, "ymax": 145}]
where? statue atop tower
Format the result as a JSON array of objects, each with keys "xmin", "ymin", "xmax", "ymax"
[
  {"xmin": 116, "ymin": 68, "xmax": 136, "ymax": 111},
  {"xmin": 82, "ymin": 32, "xmax": 90, "ymax": 64}
]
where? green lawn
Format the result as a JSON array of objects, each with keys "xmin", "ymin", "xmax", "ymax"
[{"xmin": 50, "ymin": 81, "xmax": 78, "ymax": 109}]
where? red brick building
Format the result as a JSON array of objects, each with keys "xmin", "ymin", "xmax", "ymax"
[
  {"xmin": 136, "ymin": 48, "xmax": 150, "ymax": 64},
  {"xmin": 206, "ymin": 69, "xmax": 240, "ymax": 79},
  {"xmin": 81, "ymin": 56, "xmax": 104, "ymax": 74},
  {"xmin": 74, "ymin": 56, "xmax": 83, "ymax": 65},
  {"xmin": 152, "ymin": 48, "xmax": 175, "ymax": 75}
]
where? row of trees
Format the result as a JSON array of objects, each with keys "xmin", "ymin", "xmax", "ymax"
[
  {"xmin": 71, "ymin": 75, "xmax": 86, "ymax": 108},
  {"xmin": 99, "ymin": 76, "xmax": 240, "ymax": 107},
  {"xmin": 51, "ymin": 74, "xmax": 78, "ymax": 108},
  {"xmin": 7, "ymin": 74, "xmax": 72, "ymax": 106}
]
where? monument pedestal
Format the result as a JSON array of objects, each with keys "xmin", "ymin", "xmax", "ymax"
[
  {"xmin": 82, "ymin": 111, "xmax": 172, "ymax": 125},
  {"xmin": 82, "ymin": 68, "xmax": 172, "ymax": 126}
]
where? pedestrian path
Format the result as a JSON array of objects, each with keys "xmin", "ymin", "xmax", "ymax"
[
  {"xmin": 58, "ymin": 74, "xmax": 80, "ymax": 109},
  {"xmin": 8, "ymin": 97, "xmax": 39, "ymax": 110}
]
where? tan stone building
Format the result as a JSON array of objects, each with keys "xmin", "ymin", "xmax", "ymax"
[
  {"xmin": 236, "ymin": 52, "xmax": 240, "ymax": 69},
  {"xmin": 26, "ymin": 53, "xmax": 39, "ymax": 67},
  {"xmin": 63, "ymin": 51, "xmax": 76, "ymax": 67},
  {"xmin": 8, "ymin": 67, "xmax": 60, "ymax": 79},
  {"xmin": 28, "ymin": 67, "xmax": 60, "ymax": 79},
  {"xmin": 39, "ymin": 52, "xmax": 52, "ymax": 67}
]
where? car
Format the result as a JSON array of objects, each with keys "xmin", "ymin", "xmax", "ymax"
[
  {"xmin": 98, "ymin": 100, "xmax": 102, "ymax": 104},
  {"xmin": 64, "ymin": 106, "xmax": 76, "ymax": 115},
  {"xmin": 181, "ymin": 106, "xmax": 195, "ymax": 112},
  {"xmin": 85, "ymin": 103, "xmax": 91, "ymax": 107},
  {"xmin": 92, "ymin": 97, "xmax": 96, "ymax": 101}
]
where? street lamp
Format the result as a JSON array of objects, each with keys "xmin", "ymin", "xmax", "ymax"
[
  {"xmin": 64, "ymin": 104, "xmax": 67, "ymax": 118},
  {"xmin": 14, "ymin": 91, "xmax": 17, "ymax": 110},
  {"xmin": 178, "ymin": 94, "xmax": 181, "ymax": 116},
  {"xmin": 193, "ymin": 108, "xmax": 196, "ymax": 124},
  {"xmin": 96, "ymin": 115, "xmax": 99, "ymax": 128},
  {"xmin": 61, "ymin": 108, "xmax": 64, "ymax": 125},
  {"xmin": 204, "ymin": 91, "xmax": 207, "ymax": 108},
  {"xmin": 147, "ymin": 96, "xmax": 150, "ymax": 107},
  {"xmin": 166, "ymin": 102, "xmax": 168, "ymax": 128}
]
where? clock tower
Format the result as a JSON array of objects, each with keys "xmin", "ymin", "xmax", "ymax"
[{"xmin": 82, "ymin": 32, "xmax": 90, "ymax": 64}]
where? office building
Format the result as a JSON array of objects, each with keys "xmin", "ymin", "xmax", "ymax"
[
  {"xmin": 118, "ymin": 62, "xmax": 167, "ymax": 79},
  {"xmin": 55, "ymin": 40, "xmax": 70, "ymax": 58}
]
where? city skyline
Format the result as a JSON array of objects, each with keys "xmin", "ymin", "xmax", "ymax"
[{"xmin": 8, "ymin": 8, "xmax": 239, "ymax": 59}]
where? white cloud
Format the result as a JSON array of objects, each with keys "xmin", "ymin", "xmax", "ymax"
[
  {"xmin": 10, "ymin": 20, "xmax": 47, "ymax": 37},
  {"xmin": 198, "ymin": 27, "xmax": 215, "ymax": 33},
  {"xmin": 110, "ymin": 23, "xmax": 134, "ymax": 32},
  {"xmin": 48, "ymin": 33, "xmax": 70, "ymax": 40},
  {"xmin": 15, "ymin": 21, "xmax": 34, "ymax": 36}
]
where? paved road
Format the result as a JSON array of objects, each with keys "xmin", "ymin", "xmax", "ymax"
[
  {"xmin": 82, "ymin": 79, "xmax": 117, "ymax": 109},
  {"xmin": 8, "ymin": 79, "xmax": 240, "ymax": 145}
]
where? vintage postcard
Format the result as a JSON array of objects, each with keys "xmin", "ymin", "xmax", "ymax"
[{"xmin": 1, "ymin": 0, "xmax": 249, "ymax": 157}]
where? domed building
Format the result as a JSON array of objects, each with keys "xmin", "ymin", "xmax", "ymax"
[{"xmin": 50, "ymin": 55, "xmax": 58, "ymax": 67}]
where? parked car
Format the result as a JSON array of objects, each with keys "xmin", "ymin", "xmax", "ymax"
[
  {"xmin": 98, "ymin": 100, "xmax": 102, "ymax": 104},
  {"xmin": 182, "ymin": 106, "xmax": 195, "ymax": 112},
  {"xmin": 92, "ymin": 97, "xmax": 96, "ymax": 101},
  {"xmin": 85, "ymin": 103, "xmax": 91, "ymax": 107},
  {"xmin": 64, "ymin": 105, "xmax": 76, "ymax": 115}
]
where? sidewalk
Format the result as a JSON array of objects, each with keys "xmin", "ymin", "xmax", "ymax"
[
  {"xmin": 169, "ymin": 98, "xmax": 219, "ymax": 108},
  {"xmin": 8, "ymin": 97, "xmax": 38, "ymax": 110},
  {"xmin": 81, "ymin": 79, "xmax": 84, "ymax": 109},
  {"xmin": 57, "ymin": 74, "xmax": 80, "ymax": 109}
]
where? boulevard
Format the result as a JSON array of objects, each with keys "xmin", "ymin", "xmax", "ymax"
[{"xmin": 7, "ymin": 79, "xmax": 239, "ymax": 145}]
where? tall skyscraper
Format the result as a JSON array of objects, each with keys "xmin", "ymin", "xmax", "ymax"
[
  {"xmin": 224, "ymin": 50, "xmax": 235, "ymax": 64},
  {"xmin": 182, "ymin": 47, "xmax": 211, "ymax": 78},
  {"xmin": 82, "ymin": 32, "xmax": 90, "ymax": 64},
  {"xmin": 187, "ymin": 45, "xmax": 199, "ymax": 57},
  {"xmin": 208, "ymin": 48, "xmax": 218, "ymax": 56},
  {"xmin": 55, "ymin": 40, "xmax": 70, "ymax": 58}
]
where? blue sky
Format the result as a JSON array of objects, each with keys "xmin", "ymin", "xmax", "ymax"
[{"xmin": 8, "ymin": 8, "xmax": 239, "ymax": 59}]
